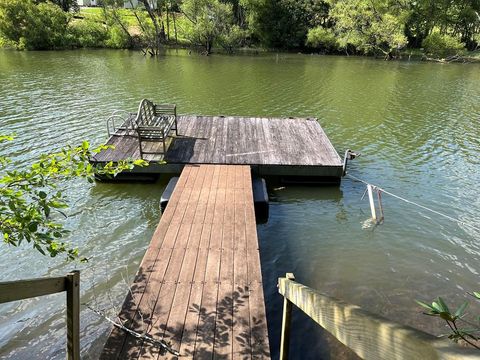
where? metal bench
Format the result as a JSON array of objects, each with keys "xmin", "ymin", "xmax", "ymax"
[{"xmin": 133, "ymin": 99, "xmax": 178, "ymax": 159}]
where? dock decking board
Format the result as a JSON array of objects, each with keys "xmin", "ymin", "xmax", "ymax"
[
  {"xmin": 92, "ymin": 115, "xmax": 343, "ymax": 178},
  {"xmin": 101, "ymin": 164, "xmax": 271, "ymax": 359}
]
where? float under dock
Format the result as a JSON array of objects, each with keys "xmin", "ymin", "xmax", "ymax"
[
  {"xmin": 92, "ymin": 115, "xmax": 343, "ymax": 180},
  {"xmin": 101, "ymin": 164, "xmax": 270, "ymax": 359}
]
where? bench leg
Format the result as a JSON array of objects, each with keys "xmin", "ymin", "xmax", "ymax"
[{"xmin": 138, "ymin": 138, "xmax": 144, "ymax": 159}]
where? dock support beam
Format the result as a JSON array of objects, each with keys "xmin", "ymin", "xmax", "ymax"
[
  {"xmin": 66, "ymin": 270, "xmax": 80, "ymax": 360},
  {"xmin": 279, "ymin": 273, "xmax": 295, "ymax": 360}
]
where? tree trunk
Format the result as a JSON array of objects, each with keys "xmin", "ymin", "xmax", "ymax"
[
  {"xmin": 166, "ymin": 3, "xmax": 170, "ymax": 42},
  {"xmin": 173, "ymin": 11, "xmax": 178, "ymax": 45},
  {"xmin": 101, "ymin": 5, "xmax": 134, "ymax": 48},
  {"xmin": 139, "ymin": 0, "xmax": 162, "ymax": 55}
]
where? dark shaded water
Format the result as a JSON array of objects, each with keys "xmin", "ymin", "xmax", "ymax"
[{"xmin": 0, "ymin": 49, "xmax": 479, "ymax": 359}]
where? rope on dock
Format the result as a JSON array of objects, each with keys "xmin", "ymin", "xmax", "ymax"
[
  {"xmin": 85, "ymin": 304, "xmax": 180, "ymax": 356},
  {"xmin": 345, "ymin": 173, "xmax": 480, "ymax": 234}
]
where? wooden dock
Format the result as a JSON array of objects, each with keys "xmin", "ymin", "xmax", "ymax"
[
  {"xmin": 101, "ymin": 164, "xmax": 270, "ymax": 359},
  {"xmin": 92, "ymin": 115, "xmax": 343, "ymax": 180}
]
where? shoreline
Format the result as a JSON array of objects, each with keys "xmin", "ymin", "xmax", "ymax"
[{"xmin": 1, "ymin": 43, "xmax": 479, "ymax": 64}]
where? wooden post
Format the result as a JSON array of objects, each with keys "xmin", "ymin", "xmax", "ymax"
[
  {"xmin": 66, "ymin": 270, "xmax": 80, "ymax": 360},
  {"xmin": 279, "ymin": 273, "xmax": 295, "ymax": 360}
]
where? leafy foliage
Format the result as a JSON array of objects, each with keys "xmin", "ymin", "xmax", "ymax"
[
  {"xmin": 182, "ymin": 0, "xmax": 245, "ymax": 53},
  {"xmin": 417, "ymin": 294, "xmax": 480, "ymax": 349},
  {"xmin": 0, "ymin": 0, "xmax": 70, "ymax": 50},
  {"xmin": 69, "ymin": 18, "xmax": 108, "ymax": 48},
  {"xmin": 326, "ymin": 0, "xmax": 408, "ymax": 55},
  {"xmin": 422, "ymin": 32, "xmax": 465, "ymax": 58},
  {"xmin": 0, "ymin": 136, "xmax": 147, "ymax": 260},
  {"xmin": 306, "ymin": 27, "xmax": 337, "ymax": 51},
  {"xmin": 0, "ymin": 0, "xmax": 478, "ymax": 54}
]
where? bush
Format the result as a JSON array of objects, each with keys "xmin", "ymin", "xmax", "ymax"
[
  {"xmin": 69, "ymin": 19, "xmax": 107, "ymax": 48},
  {"xmin": 0, "ymin": 34, "xmax": 14, "ymax": 48},
  {"xmin": 306, "ymin": 27, "xmax": 338, "ymax": 51},
  {"xmin": 218, "ymin": 25, "xmax": 247, "ymax": 52},
  {"xmin": 0, "ymin": 0, "xmax": 70, "ymax": 50},
  {"xmin": 105, "ymin": 25, "xmax": 130, "ymax": 49},
  {"xmin": 422, "ymin": 33, "xmax": 465, "ymax": 58}
]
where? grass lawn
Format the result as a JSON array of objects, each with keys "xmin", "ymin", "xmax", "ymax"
[
  {"xmin": 77, "ymin": 7, "xmax": 191, "ymax": 44},
  {"xmin": 79, "ymin": 7, "xmax": 141, "ymax": 26}
]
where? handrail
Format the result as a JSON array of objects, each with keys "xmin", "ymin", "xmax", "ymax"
[
  {"xmin": 106, "ymin": 109, "xmax": 137, "ymax": 136},
  {"xmin": 111, "ymin": 109, "xmax": 131, "ymax": 117},
  {"xmin": 106, "ymin": 114, "xmax": 127, "ymax": 136},
  {"xmin": 278, "ymin": 273, "xmax": 480, "ymax": 360},
  {"xmin": 0, "ymin": 271, "xmax": 80, "ymax": 360}
]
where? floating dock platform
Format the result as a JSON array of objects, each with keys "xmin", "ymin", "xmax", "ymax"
[
  {"xmin": 92, "ymin": 115, "xmax": 343, "ymax": 182},
  {"xmin": 101, "ymin": 164, "xmax": 270, "ymax": 359}
]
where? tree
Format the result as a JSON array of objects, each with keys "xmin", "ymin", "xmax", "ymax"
[
  {"xmin": 405, "ymin": 0, "xmax": 480, "ymax": 50},
  {"xmin": 139, "ymin": 0, "xmax": 163, "ymax": 54},
  {"xmin": 326, "ymin": 0, "xmax": 409, "ymax": 57},
  {"xmin": 306, "ymin": 26, "xmax": 338, "ymax": 52},
  {"xmin": 422, "ymin": 32, "xmax": 465, "ymax": 57},
  {"xmin": 37, "ymin": 0, "xmax": 79, "ymax": 12},
  {"xmin": 0, "ymin": 135, "xmax": 147, "ymax": 260},
  {"xmin": 242, "ymin": 0, "xmax": 328, "ymax": 49},
  {"xmin": 182, "ymin": 0, "xmax": 245, "ymax": 53},
  {"xmin": 0, "ymin": 0, "xmax": 70, "ymax": 50}
]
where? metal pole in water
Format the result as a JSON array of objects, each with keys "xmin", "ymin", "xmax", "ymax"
[{"xmin": 367, "ymin": 184, "xmax": 377, "ymax": 223}]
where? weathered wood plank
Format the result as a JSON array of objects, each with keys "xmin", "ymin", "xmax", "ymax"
[
  {"xmin": 278, "ymin": 277, "xmax": 480, "ymax": 360},
  {"xmin": 101, "ymin": 165, "xmax": 270, "ymax": 359},
  {"xmin": 92, "ymin": 115, "xmax": 343, "ymax": 179},
  {"xmin": 66, "ymin": 271, "xmax": 81, "ymax": 360},
  {"xmin": 212, "ymin": 117, "xmax": 228, "ymax": 164},
  {"xmin": 0, "ymin": 276, "xmax": 66, "ymax": 303}
]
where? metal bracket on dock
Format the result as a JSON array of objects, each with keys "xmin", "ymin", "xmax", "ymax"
[{"xmin": 342, "ymin": 149, "xmax": 360, "ymax": 176}]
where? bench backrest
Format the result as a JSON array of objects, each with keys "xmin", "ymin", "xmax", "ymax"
[{"xmin": 135, "ymin": 99, "xmax": 156, "ymax": 127}]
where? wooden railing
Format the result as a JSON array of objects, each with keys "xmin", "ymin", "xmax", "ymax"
[
  {"xmin": 278, "ymin": 273, "xmax": 480, "ymax": 360},
  {"xmin": 0, "ymin": 271, "xmax": 80, "ymax": 360}
]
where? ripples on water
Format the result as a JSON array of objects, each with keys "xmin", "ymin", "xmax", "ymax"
[{"xmin": 0, "ymin": 49, "xmax": 479, "ymax": 359}]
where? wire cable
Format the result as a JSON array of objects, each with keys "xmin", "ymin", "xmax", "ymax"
[{"xmin": 345, "ymin": 173, "xmax": 480, "ymax": 234}]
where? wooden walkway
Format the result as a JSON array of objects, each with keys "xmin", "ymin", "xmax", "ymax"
[
  {"xmin": 101, "ymin": 164, "xmax": 270, "ymax": 359},
  {"xmin": 92, "ymin": 115, "xmax": 343, "ymax": 179}
]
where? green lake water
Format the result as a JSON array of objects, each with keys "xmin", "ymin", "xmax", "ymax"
[{"xmin": 0, "ymin": 49, "xmax": 479, "ymax": 359}]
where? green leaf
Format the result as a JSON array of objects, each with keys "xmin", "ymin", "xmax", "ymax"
[
  {"xmin": 0, "ymin": 135, "xmax": 14, "ymax": 141},
  {"xmin": 38, "ymin": 191, "xmax": 47, "ymax": 199},
  {"xmin": 473, "ymin": 292, "xmax": 480, "ymax": 300},
  {"xmin": 82, "ymin": 140, "xmax": 89, "ymax": 150},
  {"xmin": 34, "ymin": 244, "xmax": 46, "ymax": 255},
  {"xmin": 431, "ymin": 301, "xmax": 442, "ymax": 312},
  {"xmin": 437, "ymin": 297, "xmax": 451, "ymax": 314},
  {"xmin": 455, "ymin": 301, "xmax": 469, "ymax": 318},
  {"xmin": 28, "ymin": 222, "xmax": 38, "ymax": 233},
  {"xmin": 416, "ymin": 300, "xmax": 434, "ymax": 311}
]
